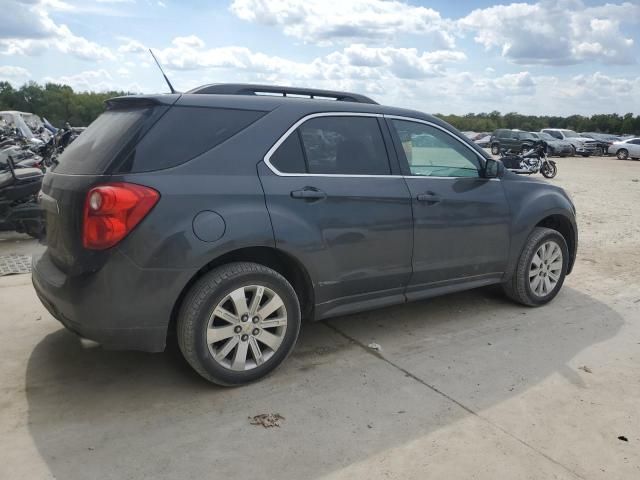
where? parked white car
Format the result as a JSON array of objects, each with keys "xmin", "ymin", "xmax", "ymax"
[
  {"xmin": 609, "ymin": 138, "xmax": 640, "ymax": 160},
  {"xmin": 540, "ymin": 129, "xmax": 597, "ymax": 156}
]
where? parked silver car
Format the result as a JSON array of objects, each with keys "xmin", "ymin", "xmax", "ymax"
[{"xmin": 609, "ymin": 138, "xmax": 640, "ymax": 160}]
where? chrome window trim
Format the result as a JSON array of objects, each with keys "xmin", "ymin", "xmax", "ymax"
[{"xmin": 262, "ymin": 111, "xmax": 497, "ymax": 180}]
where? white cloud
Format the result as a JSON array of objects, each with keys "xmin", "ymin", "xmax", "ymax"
[
  {"xmin": 153, "ymin": 36, "xmax": 465, "ymax": 83},
  {"xmin": 43, "ymin": 69, "xmax": 142, "ymax": 92},
  {"xmin": 229, "ymin": 0, "xmax": 456, "ymax": 48},
  {"xmin": 118, "ymin": 38, "xmax": 147, "ymax": 54},
  {"xmin": 0, "ymin": 0, "xmax": 114, "ymax": 61},
  {"xmin": 458, "ymin": 0, "xmax": 640, "ymax": 65},
  {"xmin": 0, "ymin": 65, "xmax": 31, "ymax": 85}
]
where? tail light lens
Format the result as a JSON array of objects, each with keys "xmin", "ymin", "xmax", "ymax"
[{"xmin": 83, "ymin": 182, "xmax": 159, "ymax": 250}]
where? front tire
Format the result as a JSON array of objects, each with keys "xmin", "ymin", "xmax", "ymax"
[
  {"xmin": 177, "ymin": 262, "xmax": 301, "ymax": 386},
  {"xmin": 502, "ymin": 227, "xmax": 569, "ymax": 307},
  {"xmin": 617, "ymin": 149, "xmax": 629, "ymax": 160},
  {"xmin": 491, "ymin": 144, "xmax": 500, "ymax": 155}
]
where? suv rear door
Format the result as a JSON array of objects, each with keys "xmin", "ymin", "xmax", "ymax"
[
  {"xmin": 386, "ymin": 117, "xmax": 511, "ymax": 299},
  {"xmin": 258, "ymin": 113, "xmax": 413, "ymax": 318}
]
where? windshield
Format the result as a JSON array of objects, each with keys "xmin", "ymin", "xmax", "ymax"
[
  {"xmin": 519, "ymin": 132, "xmax": 535, "ymax": 140},
  {"xmin": 562, "ymin": 130, "xmax": 579, "ymax": 138}
]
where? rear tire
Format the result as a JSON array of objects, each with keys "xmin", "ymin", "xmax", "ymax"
[
  {"xmin": 541, "ymin": 162, "xmax": 557, "ymax": 178},
  {"xmin": 491, "ymin": 144, "xmax": 500, "ymax": 155},
  {"xmin": 502, "ymin": 227, "xmax": 568, "ymax": 307},
  {"xmin": 177, "ymin": 262, "xmax": 301, "ymax": 386}
]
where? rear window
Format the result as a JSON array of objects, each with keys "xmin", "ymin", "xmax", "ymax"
[
  {"xmin": 54, "ymin": 105, "xmax": 266, "ymax": 174},
  {"xmin": 54, "ymin": 107, "xmax": 157, "ymax": 175},
  {"xmin": 116, "ymin": 106, "xmax": 266, "ymax": 173}
]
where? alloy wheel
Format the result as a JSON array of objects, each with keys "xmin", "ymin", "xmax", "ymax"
[
  {"xmin": 206, "ymin": 285, "xmax": 287, "ymax": 371},
  {"xmin": 529, "ymin": 241, "xmax": 563, "ymax": 297}
]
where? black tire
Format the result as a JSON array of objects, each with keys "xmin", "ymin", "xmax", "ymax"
[
  {"xmin": 569, "ymin": 145, "xmax": 576, "ymax": 156},
  {"xmin": 177, "ymin": 262, "xmax": 301, "ymax": 386},
  {"xmin": 502, "ymin": 227, "xmax": 569, "ymax": 307},
  {"xmin": 541, "ymin": 161, "xmax": 557, "ymax": 178},
  {"xmin": 595, "ymin": 146, "xmax": 604, "ymax": 156},
  {"xmin": 491, "ymin": 144, "xmax": 500, "ymax": 155},
  {"xmin": 617, "ymin": 149, "xmax": 629, "ymax": 160}
]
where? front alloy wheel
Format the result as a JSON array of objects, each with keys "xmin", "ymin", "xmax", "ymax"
[
  {"xmin": 528, "ymin": 241, "xmax": 563, "ymax": 297},
  {"xmin": 502, "ymin": 227, "xmax": 569, "ymax": 306}
]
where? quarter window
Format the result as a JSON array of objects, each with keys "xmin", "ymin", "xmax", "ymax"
[
  {"xmin": 391, "ymin": 120, "xmax": 480, "ymax": 177},
  {"xmin": 270, "ymin": 132, "xmax": 307, "ymax": 173}
]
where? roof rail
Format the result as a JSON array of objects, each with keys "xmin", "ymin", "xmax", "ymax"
[{"xmin": 186, "ymin": 83, "xmax": 378, "ymax": 105}]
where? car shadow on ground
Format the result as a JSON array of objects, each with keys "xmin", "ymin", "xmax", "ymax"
[{"xmin": 25, "ymin": 285, "xmax": 623, "ymax": 480}]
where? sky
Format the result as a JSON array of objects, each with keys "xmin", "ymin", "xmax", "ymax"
[{"xmin": 1, "ymin": 0, "xmax": 640, "ymax": 116}]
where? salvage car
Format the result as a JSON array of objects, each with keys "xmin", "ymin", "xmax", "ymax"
[
  {"xmin": 32, "ymin": 84, "xmax": 578, "ymax": 385},
  {"xmin": 609, "ymin": 138, "xmax": 640, "ymax": 160},
  {"xmin": 580, "ymin": 132, "xmax": 620, "ymax": 156},
  {"xmin": 540, "ymin": 129, "xmax": 597, "ymax": 156},
  {"xmin": 529, "ymin": 132, "xmax": 573, "ymax": 157}
]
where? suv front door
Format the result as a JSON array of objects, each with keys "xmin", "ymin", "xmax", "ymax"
[
  {"xmin": 259, "ymin": 113, "xmax": 413, "ymax": 318},
  {"xmin": 386, "ymin": 117, "xmax": 511, "ymax": 300}
]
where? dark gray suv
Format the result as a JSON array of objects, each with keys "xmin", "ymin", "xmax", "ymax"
[{"xmin": 32, "ymin": 84, "xmax": 577, "ymax": 385}]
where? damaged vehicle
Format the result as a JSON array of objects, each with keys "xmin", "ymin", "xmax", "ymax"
[{"xmin": 32, "ymin": 84, "xmax": 578, "ymax": 385}]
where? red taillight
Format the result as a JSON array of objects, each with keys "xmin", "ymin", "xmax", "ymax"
[{"xmin": 83, "ymin": 182, "xmax": 159, "ymax": 250}]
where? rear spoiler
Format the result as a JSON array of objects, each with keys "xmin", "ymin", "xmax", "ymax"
[{"xmin": 105, "ymin": 94, "xmax": 181, "ymax": 110}]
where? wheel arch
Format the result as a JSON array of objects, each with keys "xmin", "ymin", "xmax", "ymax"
[
  {"xmin": 168, "ymin": 246, "xmax": 316, "ymax": 342},
  {"xmin": 534, "ymin": 214, "xmax": 577, "ymax": 274}
]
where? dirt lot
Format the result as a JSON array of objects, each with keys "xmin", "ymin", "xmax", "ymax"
[{"xmin": 0, "ymin": 156, "xmax": 638, "ymax": 480}]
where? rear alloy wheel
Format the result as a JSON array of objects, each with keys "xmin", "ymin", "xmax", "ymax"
[
  {"xmin": 502, "ymin": 227, "xmax": 569, "ymax": 306},
  {"xmin": 491, "ymin": 144, "xmax": 500, "ymax": 155},
  {"xmin": 177, "ymin": 262, "xmax": 301, "ymax": 385},
  {"xmin": 617, "ymin": 149, "xmax": 629, "ymax": 160}
]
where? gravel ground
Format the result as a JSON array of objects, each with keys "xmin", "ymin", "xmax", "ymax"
[{"xmin": 0, "ymin": 155, "xmax": 638, "ymax": 480}]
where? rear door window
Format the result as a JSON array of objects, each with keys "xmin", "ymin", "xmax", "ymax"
[
  {"xmin": 299, "ymin": 116, "xmax": 390, "ymax": 175},
  {"xmin": 268, "ymin": 116, "xmax": 391, "ymax": 175}
]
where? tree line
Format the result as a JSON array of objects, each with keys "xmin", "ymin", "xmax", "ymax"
[
  {"xmin": 1, "ymin": 81, "xmax": 639, "ymax": 134},
  {"xmin": 436, "ymin": 111, "xmax": 640, "ymax": 135},
  {"xmin": 0, "ymin": 81, "xmax": 129, "ymax": 128}
]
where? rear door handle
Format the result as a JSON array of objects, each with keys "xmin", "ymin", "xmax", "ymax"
[
  {"xmin": 291, "ymin": 188, "xmax": 327, "ymax": 200},
  {"xmin": 416, "ymin": 192, "xmax": 441, "ymax": 204}
]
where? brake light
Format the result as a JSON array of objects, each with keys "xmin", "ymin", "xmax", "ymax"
[{"xmin": 83, "ymin": 182, "xmax": 159, "ymax": 250}]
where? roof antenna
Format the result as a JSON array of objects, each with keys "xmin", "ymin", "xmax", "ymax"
[{"xmin": 149, "ymin": 48, "xmax": 177, "ymax": 94}]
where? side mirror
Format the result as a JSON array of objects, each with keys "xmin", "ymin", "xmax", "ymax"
[{"xmin": 484, "ymin": 158, "xmax": 504, "ymax": 178}]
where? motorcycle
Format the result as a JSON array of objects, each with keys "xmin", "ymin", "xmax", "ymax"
[
  {"xmin": 499, "ymin": 144, "xmax": 557, "ymax": 179},
  {"xmin": 0, "ymin": 154, "xmax": 46, "ymax": 239}
]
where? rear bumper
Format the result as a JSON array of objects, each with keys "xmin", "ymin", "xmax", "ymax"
[{"xmin": 32, "ymin": 250, "xmax": 195, "ymax": 352}]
